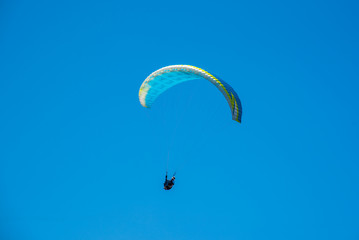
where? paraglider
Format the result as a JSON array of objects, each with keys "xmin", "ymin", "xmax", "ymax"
[
  {"xmin": 138, "ymin": 65, "xmax": 242, "ymax": 190},
  {"xmin": 163, "ymin": 172, "xmax": 175, "ymax": 190}
]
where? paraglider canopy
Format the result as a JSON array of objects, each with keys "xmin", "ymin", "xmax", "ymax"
[{"xmin": 139, "ymin": 65, "xmax": 242, "ymax": 123}]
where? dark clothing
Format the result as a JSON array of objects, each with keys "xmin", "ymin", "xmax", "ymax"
[{"xmin": 164, "ymin": 175, "xmax": 175, "ymax": 190}]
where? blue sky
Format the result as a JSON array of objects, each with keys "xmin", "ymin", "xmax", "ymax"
[{"xmin": 1, "ymin": 0, "xmax": 359, "ymax": 239}]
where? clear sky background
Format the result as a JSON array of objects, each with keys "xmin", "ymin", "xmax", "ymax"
[{"xmin": 1, "ymin": 0, "xmax": 359, "ymax": 239}]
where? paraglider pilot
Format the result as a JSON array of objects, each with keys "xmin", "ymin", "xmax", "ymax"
[{"xmin": 164, "ymin": 172, "xmax": 175, "ymax": 190}]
